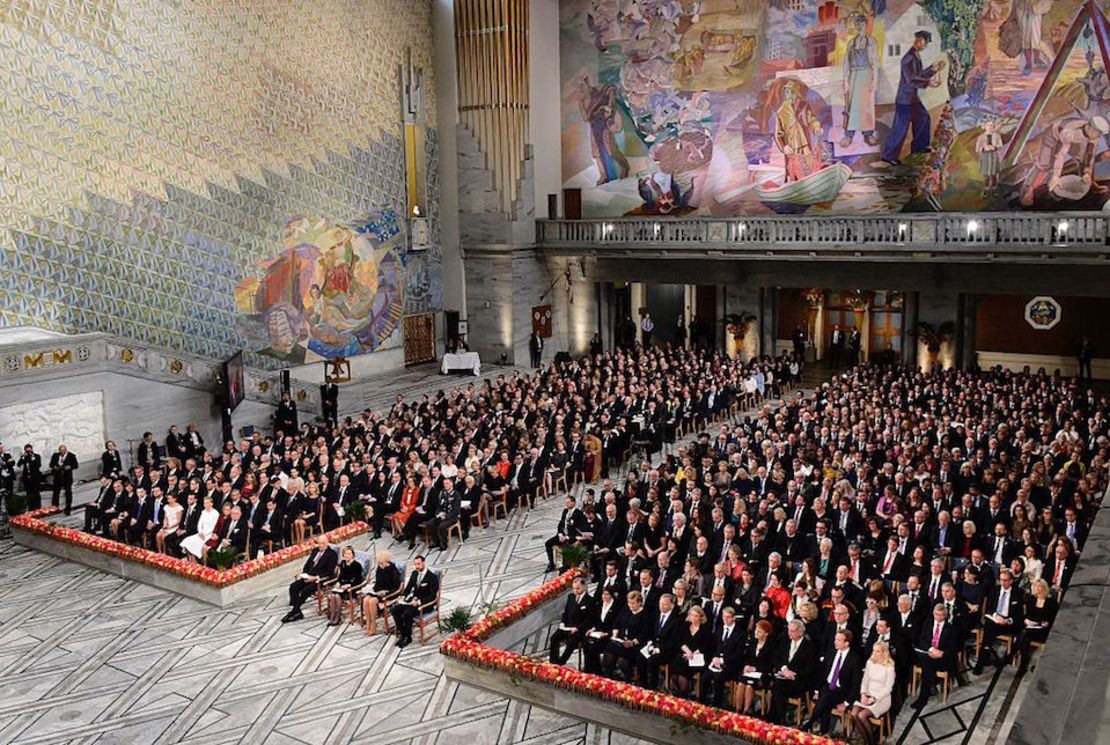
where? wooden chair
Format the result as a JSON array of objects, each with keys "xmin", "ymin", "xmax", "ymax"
[
  {"xmin": 996, "ymin": 633, "xmax": 1018, "ymax": 667},
  {"xmin": 551, "ymin": 469, "xmax": 569, "ymax": 496},
  {"xmin": 376, "ymin": 559, "xmax": 407, "ymax": 634},
  {"xmin": 786, "ymin": 694, "xmax": 812, "ymax": 726},
  {"xmin": 313, "ymin": 545, "xmax": 341, "ymax": 615},
  {"xmin": 342, "ymin": 550, "xmax": 373, "ymax": 624},
  {"xmin": 415, "ymin": 568, "xmax": 446, "ymax": 644},
  {"xmin": 489, "ymin": 490, "xmax": 509, "ymax": 523},
  {"xmin": 868, "ymin": 712, "xmax": 892, "ymax": 743},
  {"xmin": 445, "ymin": 521, "xmax": 464, "ymax": 550},
  {"xmin": 911, "ymin": 665, "xmax": 949, "ymax": 703}
]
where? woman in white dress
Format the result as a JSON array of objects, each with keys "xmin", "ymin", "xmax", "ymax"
[
  {"xmin": 155, "ymin": 493, "xmax": 184, "ymax": 554},
  {"xmin": 850, "ymin": 640, "xmax": 897, "ymax": 745},
  {"xmin": 182, "ymin": 496, "xmax": 220, "ymax": 563}
]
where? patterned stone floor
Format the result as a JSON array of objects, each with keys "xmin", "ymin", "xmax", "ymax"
[{"xmin": 0, "ymin": 375, "xmax": 1030, "ymax": 744}]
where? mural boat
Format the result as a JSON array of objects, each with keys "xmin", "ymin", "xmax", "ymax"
[{"xmin": 754, "ymin": 162, "xmax": 852, "ymax": 206}]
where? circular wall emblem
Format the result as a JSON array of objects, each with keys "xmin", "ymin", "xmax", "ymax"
[{"xmin": 1024, "ymin": 296, "xmax": 1061, "ymax": 330}]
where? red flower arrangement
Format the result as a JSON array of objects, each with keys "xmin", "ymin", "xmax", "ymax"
[
  {"xmin": 441, "ymin": 570, "xmax": 837, "ymax": 745},
  {"xmin": 11, "ymin": 507, "xmax": 368, "ymax": 588}
]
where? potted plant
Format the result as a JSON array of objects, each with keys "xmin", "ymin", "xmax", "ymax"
[
  {"xmin": 208, "ymin": 545, "xmax": 241, "ymax": 571},
  {"xmin": 345, "ymin": 500, "xmax": 367, "ymax": 524},
  {"xmin": 442, "ymin": 607, "xmax": 473, "ymax": 635},
  {"xmin": 722, "ymin": 312, "xmax": 757, "ymax": 342},
  {"xmin": 558, "ymin": 543, "xmax": 592, "ymax": 572},
  {"xmin": 912, "ymin": 321, "xmax": 956, "ymax": 370}
]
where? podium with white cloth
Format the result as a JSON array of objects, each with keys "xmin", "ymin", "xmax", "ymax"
[{"xmin": 441, "ymin": 351, "xmax": 481, "ymax": 375}]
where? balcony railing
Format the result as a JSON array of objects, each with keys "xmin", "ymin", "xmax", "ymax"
[{"xmin": 537, "ymin": 213, "xmax": 1110, "ymax": 261}]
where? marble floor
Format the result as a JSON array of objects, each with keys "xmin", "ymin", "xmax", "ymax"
[{"xmin": 0, "ymin": 391, "xmax": 1032, "ymax": 745}]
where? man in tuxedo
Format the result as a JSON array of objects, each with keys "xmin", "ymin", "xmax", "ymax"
[
  {"xmin": 847, "ymin": 328, "xmax": 862, "ymax": 367},
  {"xmin": 529, "ymin": 331, "xmax": 544, "ymax": 368},
  {"xmin": 549, "ymin": 577, "xmax": 595, "ymax": 664},
  {"xmin": 985, "ymin": 522, "xmax": 1017, "ymax": 567},
  {"xmin": 769, "ymin": 619, "xmax": 817, "ymax": 724},
  {"xmin": 49, "ymin": 444, "xmax": 79, "ymax": 514},
  {"xmin": 283, "ymin": 535, "xmax": 338, "ymax": 623},
  {"xmin": 545, "ymin": 495, "xmax": 578, "ymax": 571},
  {"xmin": 17, "ymin": 444, "xmax": 43, "ymax": 509},
  {"xmin": 912, "ymin": 604, "xmax": 960, "ymax": 709},
  {"xmin": 804, "ymin": 629, "xmax": 863, "ymax": 736},
  {"xmin": 392, "ymin": 555, "xmax": 440, "ymax": 648},
  {"xmin": 598, "ymin": 559, "xmax": 628, "ymax": 606},
  {"xmin": 973, "ymin": 568, "xmax": 1024, "ymax": 673},
  {"xmin": 705, "ymin": 606, "xmax": 745, "ymax": 706},
  {"xmin": 166, "ymin": 491, "xmax": 201, "ymax": 557}
]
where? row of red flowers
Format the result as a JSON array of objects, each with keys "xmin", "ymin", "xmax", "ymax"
[
  {"xmin": 12, "ymin": 507, "xmax": 368, "ymax": 588},
  {"xmin": 441, "ymin": 570, "xmax": 838, "ymax": 745}
]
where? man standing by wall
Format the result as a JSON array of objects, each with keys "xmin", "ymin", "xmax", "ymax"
[
  {"xmin": 529, "ymin": 330, "xmax": 544, "ymax": 367},
  {"xmin": 640, "ymin": 312, "xmax": 655, "ymax": 347}
]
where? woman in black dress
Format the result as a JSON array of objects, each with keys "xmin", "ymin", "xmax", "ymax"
[
  {"xmin": 1017, "ymin": 578, "xmax": 1058, "ymax": 674},
  {"xmin": 735, "ymin": 619, "xmax": 777, "ymax": 715},
  {"xmin": 361, "ymin": 550, "xmax": 403, "ymax": 634},
  {"xmin": 583, "ymin": 587, "xmax": 619, "ymax": 674},
  {"xmin": 602, "ymin": 590, "xmax": 649, "ymax": 681},
  {"xmin": 670, "ymin": 605, "xmax": 711, "ymax": 697},
  {"xmin": 326, "ymin": 546, "xmax": 365, "ymax": 626}
]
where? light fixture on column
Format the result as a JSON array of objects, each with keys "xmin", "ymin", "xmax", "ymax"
[
  {"xmin": 898, "ymin": 222, "xmax": 907, "ymax": 241},
  {"xmin": 1057, "ymin": 220, "xmax": 1069, "ymax": 241},
  {"xmin": 410, "ymin": 203, "xmax": 428, "ymax": 252},
  {"xmin": 966, "ymin": 220, "xmax": 979, "ymax": 236}
]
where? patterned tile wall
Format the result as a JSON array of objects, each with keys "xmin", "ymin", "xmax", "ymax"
[{"xmin": 0, "ymin": 0, "xmax": 440, "ymax": 369}]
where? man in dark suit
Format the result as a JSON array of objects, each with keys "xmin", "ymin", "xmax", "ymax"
[
  {"xmin": 529, "ymin": 331, "xmax": 544, "ymax": 368},
  {"xmin": 598, "ymin": 559, "xmax": 628, "ymax": 606},
  {"xmin": 1042, "ymin": 542, "xmax": 1075, "ymax": 594},
  {"xmin": 877, "ymin": 535, "xmax": 908, "ymax": 586},
  {"xmin": 973, "ymin": 568, "xmax": 1024, "ymax": 673},
  {"xmin": 432, "ymin": 478, "xmax": 462, "ymax": 551},
  {"xmin": 166, "ymin": 491, "xmax": 202, "ymax": 557},
  {"xmin": 283, "ymin": 535, "xmax": 338, "ymax": 623},
  {"xmin": 705, "ymin": 606, "xmax": 746, "ymax": 707},
  {"xmin": 392, "ymin": 555, "xmax": 440, "ymax": 647},
  {"xmin": 829, "ymin": 325, "xmax": 844, "ymax": 367},
  {"xmin": 545, "ymin": 495, "xmax": 578, "ymax": 571},
  {"xmin": 804, "ymin": 629, "xmax": 863, "ymax": 735},
  {"xmin": 136, "ymin": 432, "xmax": 160, "ymax": 471},
  {"xmin": 17, "ymin": 444, "xmax": 43, "ymax": 509},
  {"xmin": 321, "ymin": 379, "xmax": 340, "ymax": 428},
  {"xmin": 769, "ymin": 619, "xmax": 818, "ymax": 724},
  {"xmin": 100, "ymin": 441, "xmax": 123, "ymax": 480},
  {"xmin": 84, "ymin": 476, "xmax": 114, "ymax": 534},
  {"xmin": 639, "ymin": 593, "xmax": 681, "ymax": 689},
  {"xmin": 49, "ymin": 444, "xmax": 79, "ymax": 514},
  {"xmin": 912, "ymin": 604, "xmax": 960, "ymax": 709},
  {"xmin": 549, "ymin": 577, "xmax": 596, "ymax": 664},
  {"xmin": 985, "ymin": 523, "xmax": 1018, "ymax": 567}
]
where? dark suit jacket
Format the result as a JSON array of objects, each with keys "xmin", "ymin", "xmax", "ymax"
[
  {"xmin": 301, "ymin": 546, "xmax": 339, "ymax": 578},
  {"xmin": 401, "ymin": 569, "xmax": 440, "ymax": 605},
  {"xmin": 818, "ymin": 649, "xmax": 863, "ymax": 701},
  {"xmin": 773, "ymin": 636, "xmax": 818, "ymax": 686},
  {"xmin": 560, "ymin": 592, "xmax": 596, "ymax": 630},
  {"xmin": 916, "ymin": 618, "xmax": 960, "ymax": 656}
]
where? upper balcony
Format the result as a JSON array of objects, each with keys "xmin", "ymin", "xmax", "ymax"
[{"xmin": 536, "ymin": 213, "xmax": 1110, "ymax": 264}]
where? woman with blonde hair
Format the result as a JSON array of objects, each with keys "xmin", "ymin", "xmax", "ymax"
[
  {"xmin": 850, "ymin": 640, "xmax": 896, "ymax": 745},
  {"xmin": 360, "ymin": 550, "xmax": 403, "ymax": 634},
  {"xmin": 670, "ymin": 605, "xmax": 710, "ymax": 697}
]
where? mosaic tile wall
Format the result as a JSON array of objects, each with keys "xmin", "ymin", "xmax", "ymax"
[{"xmin": 0, "ymin": 0, "xmax": 440, "ymax": 369}]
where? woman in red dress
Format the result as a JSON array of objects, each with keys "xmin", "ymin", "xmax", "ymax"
[{"xmin": 390, "ymin": 475, "xmax": 421, "ymax": 536}]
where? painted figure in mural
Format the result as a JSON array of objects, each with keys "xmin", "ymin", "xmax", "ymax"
[
  {"xmin": 880, "ymin": 31, "xmax": 945, "ymax": 167},
  {"xmin": 841, "ymin": 15, "xmax": 879, "ymax": 148},
  {"xmin": 774, "ymin": 81, "xmax": 824, "ymax": 182},
  {"xmin": 1019, "ymin": 115, "xmax": 1110, "ymax": 206},
  {"xmin": 1015, "ymin": 0, "xmax": 1054, "ymax": 76},
  {"xmin": 574, "ymin": 74, "xmax": 630, "ymax": 185},
  {"xmin": 975, "ymin": 117, "xmax": 1004, "ymax": 197}
]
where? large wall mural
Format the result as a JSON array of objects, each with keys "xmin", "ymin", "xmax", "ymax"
[
  {"xmin": 0, "ymin": 0, "xmax": 440, "ymax": 369},
  {"xmin": 235, "ymin": 213, "xmax": 405, "ymax": 364},
  {"xmin": 561, "ymin": 0, "xmax": 1110, "ymax": 216}
]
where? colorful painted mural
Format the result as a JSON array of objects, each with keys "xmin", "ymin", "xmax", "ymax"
[
  {"xmin": 235, "ymin": 214, "xmax": 406, "ymax": 364},
  {"xmin": 561, "ymin": 0, "xmax": 1110, "ymax": 215}
]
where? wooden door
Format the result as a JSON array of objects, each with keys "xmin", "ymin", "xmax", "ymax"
[{"xmin": 403, "ymin": 313, "xmax": 436, "ymax": 366}]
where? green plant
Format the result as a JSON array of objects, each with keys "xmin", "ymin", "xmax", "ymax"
[
  {"xmin": 345, "ymin": 500, "xmax": 367, "ymax": 523},
  {"xmin": 558, "ymin": 543, "xmax": 592, "ymax": 570},
  {"xmin": 722, "ymin": 312, "xmax": 757, "ymax": 341},
  {"xmin": 912, "ymin": 320, "xmax": 957, "ymax": 354},
  {"xmin": 442, "ymin": 606, "xmax": 473, "ymax": 634},
  {"xmin": 209, "ymin": 545, "xmax": 241, "ymax": 570}
]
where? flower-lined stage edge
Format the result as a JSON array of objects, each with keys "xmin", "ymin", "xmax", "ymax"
[
  {"xmin": 441, "ymin": 570, "xmax": 838, "ymax": 745},
  {"xmin": 12, "ymin": 507, "xmax": 369, "ymax": 588}
]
